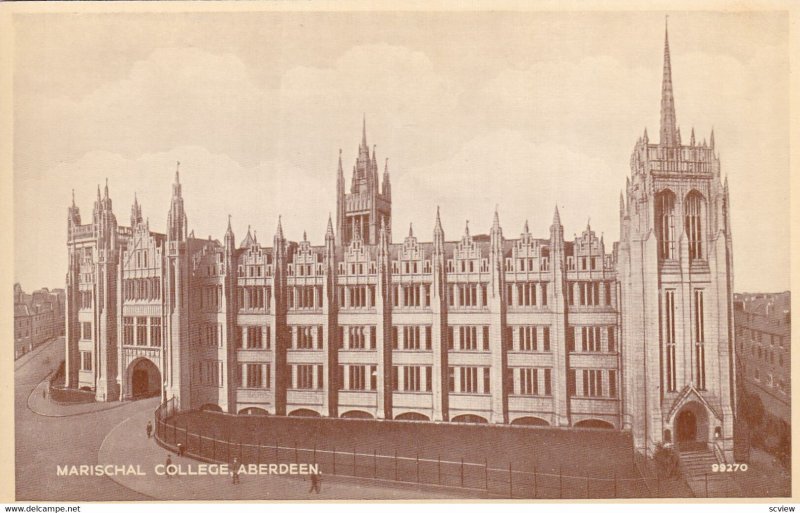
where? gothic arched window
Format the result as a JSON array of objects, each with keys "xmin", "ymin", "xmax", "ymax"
[
  {"xmin": 655, "ymin": 190, "xmax": 676, "ymax": 260},
  {"xmin": 684, "ymin": 191, "xmax": 705, "ymax": 261}
]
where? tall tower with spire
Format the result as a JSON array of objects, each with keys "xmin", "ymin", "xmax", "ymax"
[
  {"xmin": 336, "ymin": 116, "xmax": 392, "ymax": 245},
  {"xmin": 619, "ymin": 20, "xmax": 735, "ymax": 461}
]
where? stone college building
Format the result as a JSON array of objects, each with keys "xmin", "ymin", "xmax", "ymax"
[{"xmin": 63, "ymin": 27, "xmax": 736, "ymax": 461}]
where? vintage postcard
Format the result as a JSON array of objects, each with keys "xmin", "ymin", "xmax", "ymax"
[{"xmin": 2, "ymin": 1, "xmax": 796, "ymax": 508}]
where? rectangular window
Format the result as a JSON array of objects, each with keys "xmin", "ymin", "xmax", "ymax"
[
  {"xmin": 543, "ymin": 327, "xmax": 550, "ymax": 351},
  {"xmin": 136, "ymin": 317, "xmax": 148, "ymax": 346},
  {"xmin": 82, "ymin": 322, "xmax": 92, "ymax": 340},
  {"xmin": 426, "ymin": 366, "xmax": 432, "ymax": 392},
  {"xmin": 348, "ymin": 365, "xmax": 367, "ymax": 390},
  {"xmin": 150, "ymin": 318, "xmax": 161, "ymax": 347},
  {"xmin": 425, "ymin": 326, "xmax": 432, "ymax": 350},
  {"xmin": 296, "ymin": 364, "xmax": 315, "ymax": 389},
  {"xmin": 392, "ymin": 366, "xmax": 399, "ymax": 391},
  {"xmin": 609, "ymin": 370, "xmax": 617, "ymax": 398},
  {"xmin": 483, "ymin": 367, "xmax": 490, "ymax": 394},
  {"xmin": 80, "ymin": 351, "xmax": 92, "ymax": 371},
  {"xmin": 544, "ymin": 368, "xmax": 552, "ymax": 396},
  {"xmin": 369, "ymin": 326, "xmax": 376, "ymax": 350},
  {"xmin": 607, "ymin": 326, "xmax": 616, "ymax": 352},
  {"xmin": 482, "ymin": 326, "xmax": 490, "ymax": 351},
  {"xmin": 448, "ymin": 367, "xmax": 455, "ymax": 392},
  {"xmin": 567, "ymin": 369, "xmax": 576, "ymax": 397},
  {"xmin": 695, "ymin": 289, "xmax": 706, "ymax": 390},
  {"xmin": 447, "ymin": 327, "xmax": 454, "ymax": 350},
  {"xmin": 567, "ymin": 326, "xmax": 575, "ymax": 352},
  {"xmin": 404, "ymin": 366, "xmax": 421, "ymax": 391},
  {"xmin": 459, "ymin": 367, "xmax": 479, "ymax": 393},
  {"xmin": 123, "ymin": 318, "xmax": 133, "ymax": 345},
  {"xmin": 246, "ymin": 363, "xmax": 263, "ymax": 388},
  {"xmin": 663, "ymin": 290, "xmax": 677, "ymax": 392}
]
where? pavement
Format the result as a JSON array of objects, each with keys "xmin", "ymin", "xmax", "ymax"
[{"xmin": 97, "ymin": 401, "xmax": 477, "ymax": 500}]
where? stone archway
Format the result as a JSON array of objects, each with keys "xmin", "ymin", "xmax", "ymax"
[
  {"xmin": 127, "ymin": 358, "xmax": 161, "ymax": 399},
  {"xmin": 674, "ymin": 401, "xmax": 709, "ymax": 450}
]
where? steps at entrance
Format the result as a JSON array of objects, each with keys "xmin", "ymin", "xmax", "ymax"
[{"xmin": 679, "ymin": 449, "xmax": 743, "ymax": 498}]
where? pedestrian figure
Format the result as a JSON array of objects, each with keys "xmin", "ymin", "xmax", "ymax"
[
  {"xmin": 146, "ymin": 420, "xmax": 153, "ymax": 439},
  {"xmin": 232, "ymin": 458, "xmax": 241, "ymax": 484},
  {"xmin": 177, "ymin": 442, "xmax": 185, "ymax": 457},
  {"xmin": 309, "ymin": 472, "xmax": 321, "ymax": 494},
  {"xmin": 165, "ymin": 454, "xmax": 172, "ymax": 479}
]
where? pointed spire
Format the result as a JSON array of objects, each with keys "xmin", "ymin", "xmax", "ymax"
[
  {"xmin": 523, "ymin": 219, "xmax": 529, "ymax": 234},
  {"xmin": 408, "ymin": 222, "xmax": 414, "ymax": 238},
  {"xmin": 175, "ymin": 161, "xmax": 181, "ymax": 183},
  {"xmin": 338, "ymin": 149, "xmax": 343, "ymax": 174},
  {"xmin": 619, "ymin": 191, "xmax": 625, "ymax": 213},
  {"xmin": 643, "ymin": 127, "xmax": 649, "ymax": 144},
  {"xmin": 492, "ymin": 206, "xmax": 500, "ymax": 231},
  {"xmin": 227, "ymin": 215, "xmax": 233, "ymax": 233},
  {"xmin": 384, "ymin": 158, "xmax": 389, "ymax": 175},
  {"xmin": 275, "ymin": 215, "xmax": 284, "ymax": 240},
  {"xmin": 464, "ymin": 219, "xmax": 470, "ymax": 238},
  {"xmin": 552, "ymin": 205, "xmax": 562, "ymax": 226},
  {"xmin": 96, "ymin": 184, "xmax": 101, "ymax": 200},
  {"xmin": 434, "ymin": 206, "xmax": 443, "ymax": 233},
  {"xmin": 303, "ymin": 230, "xmax": 307, "ymax": 242},
  {"xmin": 72, "ymin": 189, "xmax": 76, "ymax": 207},
  {"xmin": 361, "ymin": 113, "xmax": 367, "ymax": 150},
  {"xmin": 326, "ymin": 213, "xmax": 335, "ymax": 240},
  {"xmin": 104, "ymin": 178, "xmax": 109, "ymax": 198},
  {"xmin": 253, "ymin": 230, "xmax": 257, "ymax": 244},
  {"xmin": 660, "ymin": 15, "xmax": 678, "ymax": 147},
  {"xmin": 690, "ymin": 127, "xmax": 696, "ymax": 146},
  {"xmin": 587, "ymin": 217, "xmax": 591, "ymax": 231},
  {"xmin": 225, "ymin": 215, "xmax": 235, "ymax": 247},
  {"xmin": 710, "ymin": 127, "xmax": 715, "ymax": 149}
]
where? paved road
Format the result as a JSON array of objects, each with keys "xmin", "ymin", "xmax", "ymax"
[
  {"xmin": 14, "ymin": 338, "xmax": 472, "ymax": 500},
  {"xmin": 14, "ymin": 338, "xmax": 150, "ymax": 501}
]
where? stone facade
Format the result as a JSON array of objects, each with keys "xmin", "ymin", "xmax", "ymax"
[
  {"xmin": 733, "ymin": 292, "xmax": 790, "ymax": 423},
  {"xmin": 14, "ymin": 283, "xmax": 65, "ymax": 359},
  {"xmin": 64, "ymin": 26, "xmax": 736, "ymax": 460}
]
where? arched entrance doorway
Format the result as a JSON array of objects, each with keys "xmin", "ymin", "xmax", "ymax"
[
  {"xmin": 129, "ymin": 358, "xmax": 161, "ymax": 399},
  {"xmin": 674, "ymin": 401, "xmax": 709, "ymax": 450},
  {"xmin": 676, "ymin": 410, "xmax": 697, "ymax": 442}
]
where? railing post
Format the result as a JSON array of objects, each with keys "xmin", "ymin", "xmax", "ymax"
[
  {"xmin": 705, "ymin": 473, "xmax": 708, "ymax": 497},
  {"xmin": 227, "ymin": 436, "xmax": 231, "ymax": 463},
  {"xmin": 213, "ymin": 436, "xmax": 217, "ymax": 461},
  {"xmin": 533, "ymin": 465, "xmax": 537, "ymax": 498},
  {"xmin": 416, "ymin": 452, "xmax": 420, "ymax": 483},
  {"xmin": 294, "ymin": 441, "xmax": 299, "ymax": 465},
  {"xmin": 394, "ymin": 450, "xmax": 398, "ymax": 481},
  {"xmin": 257, "ymin": 444, "xmax": 261, "ymax": 466},
  {"xmin": 313, "ymin": 442, "xmax": 317, "ymax": 464},
  {"xmin": 586, "ymin": 471, "xmax": 589, "ymax": 499},
  {"xmin": 239, "ymin": 441, "xmax": 243, "ymax": 462},
  {"xmin": 353, "ymin": 446, "xmax": 357, "ymax": 477},
  {"xmin": 508, "ymin": 462, "xmax": 512, "ymax": 498},
  {"xmin": 275, "ymin": 439, "xmax": 278, "ymax": 461},
  {"xmin": 559, "ymin": 466, "xmax": 563, "ymax": 499},
  {"xmin": 484, "ymin": 458, "xmax": 489, "ymax": 491},
  {"xmin": 373, "ymin": 449, "xmax": 377, "ymax": 478},
  {"xmin": 333, "ymin": 446, "xmax": 336, "ymax": 475},
  {"xmin": 460, "ymin": 457, "xmax": 464, "ymax": 488},
  {"xmin": 613, "ymin": 470, "xmax": 617, "ymax": 498},
  {"xmin": 438, "ymin": 455, "xmax": 441, "ymax": 486}
]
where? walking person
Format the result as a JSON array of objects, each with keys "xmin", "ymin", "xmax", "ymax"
[
  {"xmin": 165, "ymin": 454, "xmax": 173, "ymax": 479},
  {"xmin": 146, "ymin": 420, "xmax": 153, "ymax": 439},
  {"xmin": 309, "ymin": 472, "xmax": 321, "ymax": 494},
  {"xmin": 232, "ymin": 457, "xmax": 240, "ymax": 485}
]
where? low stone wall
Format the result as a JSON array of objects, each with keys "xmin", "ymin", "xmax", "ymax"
[{"xmin": 49, "ymin": 385, "xmax": 95, "ymax": 404}]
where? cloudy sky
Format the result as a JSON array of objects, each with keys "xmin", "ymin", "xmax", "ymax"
[{"xmin": 12, "ymin": 10, "xmax": 789, "ymax": 293}]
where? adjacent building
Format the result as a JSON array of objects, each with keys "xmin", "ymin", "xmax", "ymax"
[
  {"xmin": 63, "ymin": 25, "xmax": 737, "ymax": 461},
  {"xmin": 14, "ymin": 283, "xmax": 65, "ymax": 359},
  {"xmin": 734, "ymin": 292, "xmax": 790, "ymax": 423}
]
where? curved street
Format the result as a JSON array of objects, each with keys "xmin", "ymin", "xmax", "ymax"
[{"xmin": 14, "ymin": 337, "xmax": 471, "ymax": 500}]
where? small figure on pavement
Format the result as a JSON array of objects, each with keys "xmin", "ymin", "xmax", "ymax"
[
  {"xmin": 177, "ymin": 442, "xmax": 185, "ymax": 457},
  {"xmin": 309, "ymin": 472, "xmax": 321, "ymax": 494},
  {"xmin": 232, "ymin": 457, "xmax": 240, "ymax": 484},
  {"xmin": 165, "ymin": 454, "xmax": 172, "ymax": 479},
  {"xmin": 146, "ymin": 420, "xmax": 153, "ymax": 439}
]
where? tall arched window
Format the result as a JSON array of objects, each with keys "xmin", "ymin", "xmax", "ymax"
[
  {"xmin": 684, "ymin": 191, "xmax": 705, "ymax": 261},
  {"xmin": 655, "ymin": 190, "xmax": 676, "ymax": 260}
]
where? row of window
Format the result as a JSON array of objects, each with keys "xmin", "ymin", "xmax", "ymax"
[
  {"xmin": 122, "ymin": 278, "xmax": 162, "ymax": 302},
  {"xmin": 567, "ymin": 369, "xmax": 618, "ymax": 398},
  {"xmin": 507, "ymin": 282, "xmax": 549, "ymax": 307},
  {"xmin": 122, "ymin": 317, "xmax": 162, "ymax": 347},
  {"xmin": 448, "ymin": 283, "xmax": 488, "ymax": 308},
  {"xmin": 662, "ymin": 289, "xmax": 706, "ymax": 392},
  {"xmin": 237, "ymin": 286, "xmax": 269, "ymax": 310},
  {"xmin": 565, "ymin": 326, "xmax": 616, "ymax": 353},
  {"xmin": 567, "ymin": 281, "xmax": 612, "ymax": 307},
  {"xmin": 198, "ymin": 285, "xmax": 222, "ymax": 311}
]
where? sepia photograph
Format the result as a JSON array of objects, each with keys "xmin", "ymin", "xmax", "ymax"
[{"xmin": 3, "ymin": 2, "xmax": 795, "ymax": 508}]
